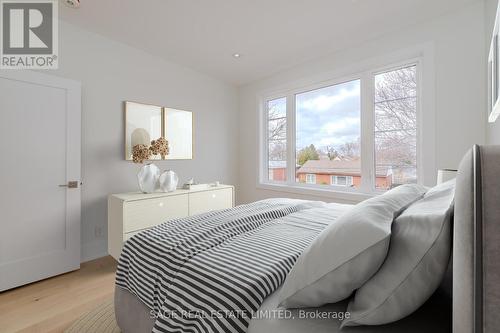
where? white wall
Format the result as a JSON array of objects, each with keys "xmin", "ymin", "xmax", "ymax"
[
  {"xmin": 53, "ymin": 21, "xmax": 238, "ymax": 261},
  {"xmin": 486, "ymin": 0, "xmax": 500, "ymax": 144},
  {"xmin": 237, "ymin": 2, "xmax": 487, "ymax": 205}
]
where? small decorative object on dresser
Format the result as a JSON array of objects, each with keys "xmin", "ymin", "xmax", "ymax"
[
  {"xmin": 108, "ymin": 185, "xmax": 235, "ymax": 260},
  {"xmin": 132, "ymin": 136, "xmax": 169, "ymax": 193},
  {"xmin": 183, "ymin": 183, "xmax": 210, "ymax": 191},
  {"xmin": 137, "ymin": 163, "xmax": 160, "ymax": 194},
  {"xmin": 182, "ymin": 178, "xmax": 210, "ymax": 190},
  {"xmin": 159, "ymin": 170, "xmax": 179, "ymax": 192}
]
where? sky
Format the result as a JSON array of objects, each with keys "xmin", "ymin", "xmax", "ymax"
[{"xmin": 295, "ymin": 79, "xmax": 360, "ymax": 150}]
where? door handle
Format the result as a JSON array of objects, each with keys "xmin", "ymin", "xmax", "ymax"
[{"xmin": 59, "ymin": 181, "xmax": 80, "ymax": 189}]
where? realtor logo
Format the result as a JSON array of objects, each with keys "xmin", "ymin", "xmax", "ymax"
[{"xmin": 1, "ymin": 0, "xmax": 58, "ymax": 69}]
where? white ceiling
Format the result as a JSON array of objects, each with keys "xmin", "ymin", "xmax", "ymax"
[{"xmin": 60, "ymin": 0, "xmax": 479, "ymax": 85}]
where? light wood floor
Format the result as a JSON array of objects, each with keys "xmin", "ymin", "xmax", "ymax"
[{"xmin": 0, "ymin": 256, "xmax": 117, "ymax": 333}]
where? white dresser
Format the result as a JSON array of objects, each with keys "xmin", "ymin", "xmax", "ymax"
[{"xmin": 108, "ymin": 185, "xmax": 234, "ymax": 260}]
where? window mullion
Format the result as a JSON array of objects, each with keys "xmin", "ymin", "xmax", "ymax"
[
  {"xmin": 286, "ymin": 94, "xmax": 296, "ymax": 185},
  {"xmin": 261, "ymin": 101, "xmax": 267, "ymax": 184},
  {"xmin": 360, "ymin": 72, "xmax": 375, "ymax": 193}
]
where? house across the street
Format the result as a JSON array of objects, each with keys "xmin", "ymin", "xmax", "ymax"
[
  {"xmin": 296, "ymin": 159, "xmax": 393, "ymax": 189},
  {"xmin": 268, "ymin": 160, "xmax": 287, "ymax": 181}
]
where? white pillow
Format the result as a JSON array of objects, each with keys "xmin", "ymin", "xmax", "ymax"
[
  {"xmin": 278, "ymin": 184, "xmax": 427, "ymax": 308},
  {"xmin": 342, "ymin": 180, "xmax": 455, "ymax": 327}
]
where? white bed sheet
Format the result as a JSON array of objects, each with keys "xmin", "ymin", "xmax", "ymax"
[{"xmin": 248, "ymin": 286, "xmax": 349, "ymax": 333}]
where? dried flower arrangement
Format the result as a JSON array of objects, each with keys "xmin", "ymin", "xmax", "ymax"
[
  {"xmin": 150, "ymin": 137, "xmax": 169, "ymax": 158},
  {"xmin": 132, "ymin": 144, "xmax": 151, "ymax": 163},
  {"xmin": 132, "ymin": 137, "xmax": 170, "ymax": 163}
]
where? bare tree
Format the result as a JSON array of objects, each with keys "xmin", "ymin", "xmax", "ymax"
[
  {"xmin": 374, "ymin": 66, "xmax": 418, "ymax": 186},
  {"xmin": 269, "ymin": 141, "xmax": 286, "ymax": 161},
  {"xmin": 326, "ymin": 138, "xmax": 360, "ymax": 160},
  {"xmin": 268, "ymin": 105, "xmax": 287, "ymax": 161},
  {"xmin": 268, "ymin": 105, "xmax": 286, "ymax": 141},
  {"xmin": 374, "ymin": 66, "xmax": 417, "ymax": 168},
  {"xmin": 326, "ymin": 146, "xmax": 340, "ymax": 160},
  {"xmin": 338, "ymin": 139, "xmax": 361, "ymax": 159}
]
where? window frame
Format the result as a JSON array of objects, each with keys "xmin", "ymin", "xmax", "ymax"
[
  {"xmin": 263, "ymin": 97, "xmax": 288, "ymax": 185},
  {"xmin": 258, "ymin": 52, "xmax": 432, "ymax": 202}
]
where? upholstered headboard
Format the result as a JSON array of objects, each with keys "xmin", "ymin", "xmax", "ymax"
[{"xmin": 453, "ymin": 145, "xmax": 500, "ymax": 333}]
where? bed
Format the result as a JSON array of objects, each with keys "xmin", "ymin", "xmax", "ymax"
[{"xmin": 114, "ymin": 145, "xmax": 500, "ymax": 333}]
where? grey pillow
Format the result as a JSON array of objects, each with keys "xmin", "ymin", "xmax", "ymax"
[
  {"xmin": 278, "ymin": 184, "xmax": 427, "ymax": 308},
  {"xmin": 343, "ymin": 180, "xmax": 455, "ymax": 327}
]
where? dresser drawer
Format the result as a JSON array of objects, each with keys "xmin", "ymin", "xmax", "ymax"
[
  {"xmin": 123, "ymin": 195, "xmax": 188, "ymax": 233},
  {"xmin": 189, "ymin": 188, "xmax": 233, "ymax": 215}
]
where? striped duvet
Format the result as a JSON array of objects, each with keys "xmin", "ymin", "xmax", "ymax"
[{"xmin": 115, "ymin": 199, "xmax": 345, "ymax": 333}]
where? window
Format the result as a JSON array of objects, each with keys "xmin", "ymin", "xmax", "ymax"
[
  {"xmin": 374, "ymin": 65, "xmax": 417, "ymax": 189},
  {"xmin": 296, "ymin": 80, "xmax": 361, "ymax": 188},
  {"xmin": 261, "ymin": 60, "xmax": 421, "ymax": 195},
  {"xmin": 331, "ymin": 175, "xmax": 353, "ymax": 187},
  {"xmin": 266, "ymin": 97, "xmax": 287, "ymax": 182},
  {"xmin": 306, "ymin": 174, "xmax": 316, "ymax": 184}
]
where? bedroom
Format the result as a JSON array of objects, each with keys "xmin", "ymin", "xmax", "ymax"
[{"xmin": 0, "ymin": 0, "xmax": 499, "ymax": 332}]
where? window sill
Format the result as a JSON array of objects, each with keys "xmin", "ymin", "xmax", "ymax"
[{"xmin": 256, "ymin": 182, "xmax": 378, "ymax": 204}]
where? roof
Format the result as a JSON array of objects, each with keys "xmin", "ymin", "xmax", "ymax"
[
  {"xmin": 268, "ymin": 161, "xmax": 286, "ymax": 169},
  {"xmin": 296, "ymin": 159, "xmax": 391, "ymax": 177}
]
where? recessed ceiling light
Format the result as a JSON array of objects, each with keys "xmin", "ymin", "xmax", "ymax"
[{"xmin": 232, "ymin": 53, "xmax": 241, "ymax": 58}]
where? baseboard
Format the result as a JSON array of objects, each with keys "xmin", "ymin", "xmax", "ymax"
[{"xmin": 81, "ymin": 238, "xmax": 107, "ymax": 263}]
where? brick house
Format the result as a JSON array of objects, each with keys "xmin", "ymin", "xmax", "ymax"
[
  {"xmin": 268, "ymin": 161, "xmax": 287, "ymax": 181},
  {"xmin": 296, "ymin": 159, "xmax": 393, "ymax": 189}
]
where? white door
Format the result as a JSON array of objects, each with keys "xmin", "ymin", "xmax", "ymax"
[{"xmin": 0, "ymin": 70, "xmax": 81, "ymax": 291}]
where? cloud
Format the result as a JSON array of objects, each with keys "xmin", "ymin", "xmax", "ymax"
[
  {"xmin": 297, "ymin": 86, "xmax": 360, "ymax": 112},
  {"xmin": 296, "ymin": 80, "xmax": 361, "ymax": 149},
  {"xmin": 321, "ymin": 117, "xmax": 359, "ymax": 135}
]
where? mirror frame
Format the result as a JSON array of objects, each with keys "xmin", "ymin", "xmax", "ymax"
[{"xmin": 124, "ymin": 101, "xmax": 194, "ymax": 161}]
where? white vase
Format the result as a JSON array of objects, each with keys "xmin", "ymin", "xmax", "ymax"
[
  {"xmin": 159, "ymin": 170, "xmax": 179, "ymax": 192},
  {"xmin": 137, "ymin": 163, "xmax": 160, "ymax": 193}
]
